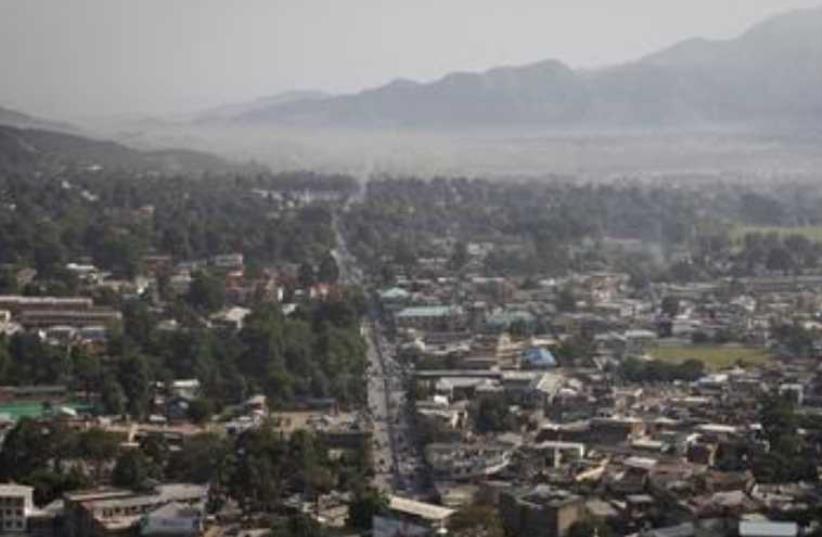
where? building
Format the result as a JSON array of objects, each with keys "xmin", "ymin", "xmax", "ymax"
[
  {"xmin": 373, "ymin": 496, "xmax": 455, "ymax": 537},
  {"xmin": 521, "ymin": 347, "xmax": 558, "ymax": 369},
  {"xmin": 63, "ymin": 484, "xmax": 207, "ymax": 537},
  {"xmin": 499, "ymin": 485, "xmax": 584, "ymax": 537},
  {"xmin": 0, "ymin": 296, "xmax": 93, "ymax": 314},
  {"xmin": 19, "ymin": 309, "xmax": 121, "ymax": 329},
  {"xmin": 588, "ymin": 416, "xmax": 645, "ymax": 444},
  {"xmin": 425, "ymin": 442, "xmax": 513, "ymax": 481},
  {"xmin": 485, "ymin": 309, "xmax": 535, "ymax": 333},
  {"xmin": 0, "ymin": 484, "xmax": 34, "ymax": 533},
  {"xmin": 140, "ymin": 502, "xmax": 204, "ymax": 537},
  {"xmin": 395, "ymin": 305, "xmax": 465, "ymax": 332},
  {"xmin": 739, "ymin": 520, "xmax": 798, "ymax": 537},
  {"xmin": 210, "ymin": 307, "xmax": 251, "ymax": 332},
  {"xmin": 211, "ymin": 253, "xmax": 244, "ymax": 270}
]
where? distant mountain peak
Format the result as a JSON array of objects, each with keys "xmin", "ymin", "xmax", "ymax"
[{"xmin": 216, "ymin": 5, "xmax": 822, "ymax": 129}]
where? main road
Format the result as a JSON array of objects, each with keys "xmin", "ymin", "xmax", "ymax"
[
  {"xmin": 331, "ymin": 210, "xmax": 398, "ymax": 491},
  {"xmin": 332, "ymin": 206, "xmax": 429, "ymax": 496}
]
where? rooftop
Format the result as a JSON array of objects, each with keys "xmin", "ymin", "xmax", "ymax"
[
  {"xmin": 388, "ymin": 495, "xmax": 455, "ymax": 521},
  {"xmin": 397, "ymin": 305, "xmax": 462, "ymax": 318},
  {"xmin": 739, "ymin": 521, "xmax": 798, "ymax": 537}
]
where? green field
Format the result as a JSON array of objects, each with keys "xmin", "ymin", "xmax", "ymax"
[
  {"xmin": 731, "ymin": 225, "xmax": 822, "ymax": 243},
  {"xmin": 650, "ymin": 344, "xmax": 770, "ymax": 371},
  {"xmin": 0, "ymin": 402, "xmax": 93, "ymax": 420}
]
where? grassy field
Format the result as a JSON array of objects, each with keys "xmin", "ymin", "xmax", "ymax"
[
  {"xmin": 0, "ymin": 402, "xmax": 93, "ymax": 420},
  {"xmin": 731, "ymin": 225, "xmax": 822, "ymax": 243},
  {"xmin": 649, "ymin": 344, "xmax": 770, "ymax": 371}
]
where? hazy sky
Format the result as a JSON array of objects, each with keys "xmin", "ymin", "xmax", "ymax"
[{"xmin": 1, "ymin": 0, "xmax": 820, "ymax": 119}]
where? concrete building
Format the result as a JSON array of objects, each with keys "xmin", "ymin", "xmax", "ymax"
[
  {"xmin": 0, "ymin": 484, "xmax": 34, "ymax": 533},
  {"xmin": 425, "ymin": 442, "xmax": 513, "ymax": 481},
  {"xmin": 63, "ymin": 484, "xmax": 207, "ymax": 537},
  {"xmin": 499, "ymin": 485, "xmax": 584, "ymax": 537},
  {"xmin": 395, "ymin": 305, "xmax": 465, "ymax": 332},
  {"xmin": 373, "ymin": 496, "xmax": 455, "ymax": 537},
  {"xmin": 140, "ymin": 502, "xmax": 204, "ymax": 537}
]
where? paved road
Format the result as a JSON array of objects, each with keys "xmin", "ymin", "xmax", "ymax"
[
  {"xmin": 332, "ymin": 205, "xmax": 429, "ymax": 496},
  {"xmin": 331, "ymin": 209, "xmax": 397, "ymax": 490}
]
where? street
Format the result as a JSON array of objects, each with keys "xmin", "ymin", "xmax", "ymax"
[{"xmin": 332, "ymin": 206, "xmax": 429, "ymax": 496}]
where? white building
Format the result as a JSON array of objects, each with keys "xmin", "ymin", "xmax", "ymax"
[{"xmin": 0, "ymin": 484, "xmax": 34, "ymax": 533}]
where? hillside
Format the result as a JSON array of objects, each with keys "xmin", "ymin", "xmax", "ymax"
[
  {"xmin": 0, "ymin": 105, "xmax": 76, "ymax": 132},
  {"xmin": 0, "ymin": 124, "xmax": 260, "ymax": 175}
]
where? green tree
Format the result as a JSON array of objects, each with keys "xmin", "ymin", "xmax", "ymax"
[
  {"xmin": 112, "ymin": 450, "xmax": 156, "ymax": 490},
  {"xmin": 753, "ymin": 393, "xmax": 818, "ymax": 483},
  {"xmin": 449, "ymin": 240, "xmax": 470, "ymax": 271},
  {"xmin": 95, "ymin": 232, "xmax": 143, "ymax": 278},
  {"xmin": 317, "ymin": 253, "xmax": 340, "ymax": 284},
  {"xmin": 0, "ymin": 418, "xmax": 54, "ymax": 480},
  {"xmin": 186, "ymin": 398, "xmax": 214, "ymax": 425},
  {"xmin": 298, "ymin": 261, "xmax": 316, "ymax": 289},
  {"xmin": 474, "ymin": 396, "xmax": 514, "ymax": 433},
  {"xmin": 101, "ymin": 374, "xmax": 127, "ymax": 416},
  {"xmin": 77, "ymin": 428, "xmax": 120, "ymax": 481},
  {"xmin": 186, "ymin": 270, "xmax": 225, "ymax": 313},
  {"xmin": 556, "ymin": 285, "xmax": 577, "ymax": 312},
  {"xmin": 123, "ymin": 300, "xmax": 156, "ymax": 347},
  {"xmin": 167, "ymin": 433, "xmax": 230, "ymax": 484},
  {"xmin": 347, "ymin": 487, "xmax": 388, "ymax": 531},
  {"xmin": 117, "ymin": 354, "xmax": 152, "ymax": 418},
  {"xmin": 660, "ymin": 296, "xmax": 680, "ymax": 317}
]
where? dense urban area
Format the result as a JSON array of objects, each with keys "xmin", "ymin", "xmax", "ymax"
[{"xmin": 2, "ymin": 128, "xmax": 822, "ymax": 537}]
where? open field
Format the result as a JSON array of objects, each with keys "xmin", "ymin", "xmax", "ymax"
[
  {"xmin": 0, "ymin": 402, "xmax": 93, "ymax": 420},
  {"xmin": 731, "ymin": 225, "xmax": 822, "ymax": 242},
  {"xmin": 650, "ymin": 344, "xmax": 770, "ymax": 371}
]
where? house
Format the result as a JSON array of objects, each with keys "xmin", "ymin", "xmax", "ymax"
[
  {"xmin": 168, "ymin": 273, "xmax": 192, "ymax": 295},
  {"xmin": 522, "ymin": 347, "xmax": 558, "ymax": 369},
  {"xmin": 165, "ymin": 380, "xmax": 201, "ymax": 401},
  {"xmin": 486, "ymin": 309, "xmax": 535, "ymax": 333},
  {"xmin": 140, "ymin": 502, "xmax": 204, "ymax": 537},
  {"xmin": 378, "ymin": 287, "xmax": 411, "ymax": 310},
  {"xmin": 211, "ymin": 253, "xmax": 244, "ymax": 270},
  {"xmin": 210, "ymin": 307, "xmax": 251, "ymax": 332}
]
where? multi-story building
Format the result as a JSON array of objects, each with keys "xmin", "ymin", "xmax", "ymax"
[
  {"xmin": 0, "ymin": 484, "xmax": 35, "ymax": 533},
  {"xmin": 499, "ymin": 485, "xmax": 584, "ymax": 537},
  {"xmin": 63, "ymin": 484, "xmax": 207, "ymax": 537}
]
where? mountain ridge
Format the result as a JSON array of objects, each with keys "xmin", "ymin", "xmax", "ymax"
[{"xmin": 222, "ymin": 5, "xmax": 822, "ymax": 129}]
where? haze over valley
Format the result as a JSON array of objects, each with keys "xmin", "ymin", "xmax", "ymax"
[{"xmin": 4, "ymin": 4, "xmax": 822, "ymax": 179}]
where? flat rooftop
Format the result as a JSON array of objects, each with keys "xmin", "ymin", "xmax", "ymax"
[{"xmin": 388, "ymin": 496, "xmax": 455, "ymax": 521}]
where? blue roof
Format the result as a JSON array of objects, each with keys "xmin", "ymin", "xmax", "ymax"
[{"xmin": 521, "ymin": 347, "xmax": 557, "ymax": 368}]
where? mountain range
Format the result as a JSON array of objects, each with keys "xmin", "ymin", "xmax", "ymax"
[{"xmin": 222, "ymin": 6, "xmax": 822, "ymax": 129}]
